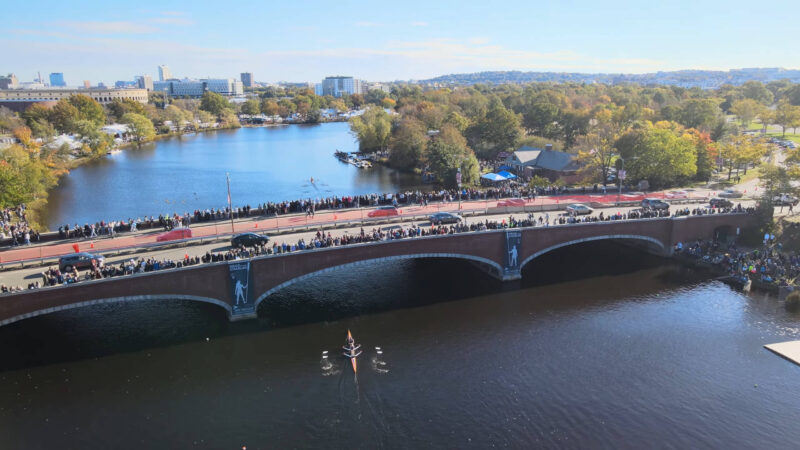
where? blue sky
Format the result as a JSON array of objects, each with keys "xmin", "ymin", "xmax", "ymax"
[{"xmin": 3, "ymin": 0, "xmax": 798, "ymax": 85}]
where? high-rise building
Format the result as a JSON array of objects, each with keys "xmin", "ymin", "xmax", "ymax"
[
  {"xmin": 83, "ymin": 80, "xmax": 91, "ymax": 89},
  {"xmin": 240, "ymin": 72, "xmax": 254, "ymax": 88},
  {"xmin": 0, "ymin": 73, "xmax": 18, "ymax": 89},
  {"xmin": 135, "ymin": 74, "xmax": 154, "ymax": 91},
  {"xmin": 49, "ymin": 72, "xmax": 66, "ymax": 87},
  {"xmin": 318, "ymin": 76, "xmax": 365, "ymax": 97},
  {"xmin": 158, "ymin": 65, "xmax": 172, "ymax": 81}
]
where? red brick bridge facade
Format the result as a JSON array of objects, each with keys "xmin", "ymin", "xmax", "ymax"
[{"xmin": 0, "ymin": 214, "xmax": 755, "ymax": 327}]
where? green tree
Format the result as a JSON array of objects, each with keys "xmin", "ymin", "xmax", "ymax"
[
  {"xmin": 774, "ymin": 101, "xmax": 800, "ymax": 136},
  {"xmin": 106, "ymin": 98, "xmax": 145, "ymax": 122},
  {"xmin": 730, "ymin": 99, "xmax": 762, "ymax": 128},
  {"xmin": 427, "ymin": 126, "xmax": 479, "ymax": 186},
  {"xmin": 616, "ymin": 124, "xmax": 697, "ymax": 188},
  {"xmin": 349, "ymin": 107, "xmax": 392, "ymax": 152},
  {"xmin": 576, "ymin": 121, "xmax": 618, "ymax": 186},
  {"xmin": 50, "ymin": 100, "xmax": 80, "ymax": 133},
  {"xmin": 122, "ymin": 113, "xmax": 156, "ymax": 144},
  {"xmin": 68, "ymin": 94, "xmax": 105, "ymax": 126},
  {"xmin": 200, "ymin": 91, "xmax": 232, "ymax": 116},
  {"xmin": 741, "ymin": 81, "xmax": 774, "ymax": 105},
  {"xmin": 260, "ymin": 99, "xmax": 279, "ymax": 116},
  {"xmin": 522, "ymin": 101, "xmax": 560, "ymax": 137},
  {"xmin": 466, "ymin": 97, "xmax": 522, "ymax": 160},
  {"xmin": 389, "ymin": 117, "xmax": 428, "ymax": 170},
  {"xmin": 240, "ymin": 99, "xmax": 261, "ymax": 116},
  {"xmin": 679, "ymin": 98, "xmax": 722, "ymax": 131}
]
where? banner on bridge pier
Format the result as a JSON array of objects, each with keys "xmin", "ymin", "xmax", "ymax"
[
  {"xmin": 504, "ymin": 230, "xmax": 522, "ymax": 277},
  {"xmin": 229, "ymin": 261, "xmax": 253, "ymax": 316}
]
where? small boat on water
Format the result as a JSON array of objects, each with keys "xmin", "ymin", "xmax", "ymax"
[
  {"xmin": 334, "ymin": 150, "xmax": 349, "ymax": 161},
  {"xmin": 342, "ymin": 330, "xmax": 361, "ymax": 373}
]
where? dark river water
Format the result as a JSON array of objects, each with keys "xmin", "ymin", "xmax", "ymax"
[
  {"xmin": 43, "ymin": 123, "xmax": 424, "ymax": 229},
  {"xmin": 2, "ymin": 242, "xmax": 800, "ymax": 448}
]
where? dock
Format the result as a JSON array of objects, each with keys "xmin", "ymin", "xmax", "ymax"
[{"xmin": 764, "ymin": 340, "xmax": 800, "ymax": 366}]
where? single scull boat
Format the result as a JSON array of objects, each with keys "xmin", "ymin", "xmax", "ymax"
[{"xmin": 342, "ymin": 330, "xmax": 361, "ymax": 373}]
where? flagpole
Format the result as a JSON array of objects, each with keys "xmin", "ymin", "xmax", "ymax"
[{"xmin": 227, "ymin": 173, "xmax": 234, "ymax": 233}]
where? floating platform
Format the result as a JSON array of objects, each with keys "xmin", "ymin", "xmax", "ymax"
[{"xmin": 764, "ymin": 340, "xmax": 800, "ymax": 366}]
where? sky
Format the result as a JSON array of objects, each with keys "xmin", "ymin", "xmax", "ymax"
[{"xmin": 3, "ymin": 0, "xmax": 799, "ymax": 85}]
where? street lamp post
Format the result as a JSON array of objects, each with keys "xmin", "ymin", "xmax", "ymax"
[
  {"xmin": 456, "ymin": 168, "xmax": 462, "ymax": 210},
  {"xmin": 617, "ymin": 158, "xmax": 625, "ymax": 204}
]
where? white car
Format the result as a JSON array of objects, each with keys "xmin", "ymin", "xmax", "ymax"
[
  {"xmin": 666, "ymin": 190, "xmax": 688, "ymax": 199},
  {"xmin": 718, "ymin": 189, "xmax": 743, "ymax": 198},
  {"xmin": 566, "ymin": 203, "xmax": 594, "ymax": 215}
]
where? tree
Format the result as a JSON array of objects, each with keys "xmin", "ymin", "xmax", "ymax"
[
  {"xmin": 389, "ymin": 117, "xmax": 428, "ymax": 170},
  {"xmin": 576, "ymin": 121, "xmax": 618, "ymax": 186},
  {"xmin": 774, "ymin": 101, "xmax": 800, "ymax": 136},
  {"xmin": 678, "ymin": 98, "xmax": 722, "ymax": 131},
  {"xmin": 122, "ymin": 113, "xmax": 156, "ymax": 144},
  {"xmin": 426, "ymin": 126, "xmax": 479, "ymax": 186},
  {"xmin": 349, "ymin": 107, "xmax": 392, "ymax": 152},
  {"xmin": 616, "ymin": 124, "xmax": 697, "ymax": 188},
  {"xmin": 730, "ymin": 99, "xmax": 762, "ymax": 128},
  {"xmin": 741, "ymin": 81, "xmax": 774, "ymax": 105},
  {"xmin": 716, "ymin": 135, "xmax": 767, "ymax": 180},
  {"xmin": 305, "ymin": 109, "xmax": 322, "ymax": 124},
  {"xmin": 240, "ymin": 99, "xmax": 261, "ymax": 116},
  {"xmin": 758, "ymin": 109, "xmax": 774, "ymax": 133},
  {"xmin": 444, "ymin": 111, "xmax": 469, "ymax": 133},
  {"xmin": 50, "ymin": 100, "xmax": 80, "ymax": 133},
  {"xmin": 522, "ymin": 101, "xmax": 560, "ymax": 137},
  {"xmin": 466, "ymin": 97, "xmax": 521, "ymax": 160},
  {"xmin": 106, "ymin": 98, "xmax": 145, "ymax": 122},
  {"xmin": 260, "ymin": 99, "xmax": 279, "ymax": 116},
  {"xmin": 68, "ymin": 94, "xmax": 105, "ymax": 126},
  {"xmin": 200, "ymin": 91, "xmax": 232, "ymax": 116},
  {"xmin": 560, "ymin": 110, "xmax": 590, "ymax": 149}
]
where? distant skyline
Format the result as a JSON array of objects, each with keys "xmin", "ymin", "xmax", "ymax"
[{"xmin": 3, "ymin": 0, "xmax": 799, "ymax": 85}]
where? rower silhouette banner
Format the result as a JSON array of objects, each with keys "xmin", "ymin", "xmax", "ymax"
[
  {"xmin": 504, "ymin": 230, "xmax": 522, "ymax": 277},
  {"xmin": 229, "ymin": 261, "xmax": 253, "ymax": 315}
]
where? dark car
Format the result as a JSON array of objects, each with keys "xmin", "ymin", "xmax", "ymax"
[
  {"xmin": 429, "ymin": 212, "xmax": 463, "ymax": 224},
  {"xmin": 58, "ymin": 252, "xmax": 104, "ymax": 272},
  {"xmin": 709, "ymin": 197, "xmax": 733, "ymax": 208},
  {"xmin": 231, "ymin": 232, "xmax": 270, "ymax": 248},
  {"xmin": 641, "ymin": 198, "xmax": 670, "ymax": 210}
]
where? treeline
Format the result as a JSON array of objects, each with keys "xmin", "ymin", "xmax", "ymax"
[
  {"xmin": 348, "ymin": 80, "xmax": 800, "ymax": 188},
  {"xmin": 235, "ymin": 86, "xmax": 396, "ymax": 122}
]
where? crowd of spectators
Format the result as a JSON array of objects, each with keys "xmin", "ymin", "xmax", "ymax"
[
  {"xmin": 677, "ymin": 234, "xmax": 796, "ymax": 287},
  {"xmin": 1, "ymin": 204, "xmax": 40, "ymax": 246},
  {"xmin": 4, "ymin": 183, "xmax": 649, "ymax": 247}
]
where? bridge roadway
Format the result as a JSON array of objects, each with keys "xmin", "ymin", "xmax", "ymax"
[
  {"xmin": 0, "ymin": 204, "xmax": 694, "ymax": 287},
  {"xmin": 0, "ymin": 212, "xmax": 755, "ymax": 327}
]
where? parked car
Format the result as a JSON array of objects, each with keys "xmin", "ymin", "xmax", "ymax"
[
  {"xmin": 367, "ymin": 205, "xmax": 399, "ymax": 218},
  {"xmin": 709, "ymin": 198, "xmax": 733, "ymax": 208},
  {"xmin": 565, "ymin": 203, "xmax": 593, "ymax": 215},
  {"xmin": 58, "ymin": 252, "xmax": 104, "ymax": 272},
  {"xmin": 231, "ymin": 232, "xmax": 270, "ymax": 248},
  {"xmin": 429, "ymin": 212, "xmax": 462, "ymax": 224},
  {"xmin": 496, "ymin": 198, "xmax": 526, "ymax": 207},
  {"xmin": 773, "ymin": 194, "xmax": 799, "ymax": 206},
  {"xmin": 641, "ymin": 198, "xmax": 670, "ymax": 210},
  {"xmin": 718, "ymin": 189, "xmax": 743, "ymax": 198},
  {"xmin": 156, "ymin": 227, "xmax": 193, "ymax": 242}
]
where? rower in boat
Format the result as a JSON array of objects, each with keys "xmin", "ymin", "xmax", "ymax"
[{"xmin": 342, "ymin": 330, "xmax": 361, "ymax": 373}]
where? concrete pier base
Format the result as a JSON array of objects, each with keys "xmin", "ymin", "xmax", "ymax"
[{"xmin": 764, "ymin": 340, "xmax": 800, "ymax": 366}]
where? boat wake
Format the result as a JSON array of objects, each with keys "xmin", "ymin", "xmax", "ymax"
[{"xmin": 320, "ymin": 351, "xmax": 340, "ymax": 376}]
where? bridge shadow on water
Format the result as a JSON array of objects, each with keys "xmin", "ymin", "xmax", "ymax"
[{"xmin": 0, "ymin": 240, "xmax": 704, "ymax": 371}]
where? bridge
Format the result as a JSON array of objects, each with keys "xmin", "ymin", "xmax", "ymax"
[{"xmin": 0, "ymin": 214, "xmax": 755, "ymax": 327}]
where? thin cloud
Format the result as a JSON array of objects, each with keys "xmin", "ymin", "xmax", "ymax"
[{"xmin": 56, "ymin": 20, "xmax": 159, "ymax": 34}]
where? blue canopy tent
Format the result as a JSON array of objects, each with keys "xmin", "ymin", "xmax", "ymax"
[
  {"xmin": 481, "ymin": 173, "xmax": 507, "ymax": 182},
  {"xmin": 496, "ymin": 170, "xmax": 517, "ymax": 180}
]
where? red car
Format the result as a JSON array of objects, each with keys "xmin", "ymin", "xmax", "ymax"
[
  {"xmin": 367, "ymin": 206, "xmax": 400, "ymax": 218},
  {"xmin": 496, "ymin": 198, "xmax": 526, "ymax": 207},
  {"xmin": 156, "ymin": 227, "xmax": 193, "ymax": 242}
]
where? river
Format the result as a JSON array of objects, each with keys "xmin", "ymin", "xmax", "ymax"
[
  {"xmin": 43, "ymin": 123, "xmax": 424, "ymax": 229},
  {"xmin": 1, "ymin": 242, "xmax": 799, "ymax": 448}
]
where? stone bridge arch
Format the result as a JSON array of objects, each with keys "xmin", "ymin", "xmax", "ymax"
[
  {"xmin": 0, "ymin": 294, "xmax": 230, "ymax": 328},
  {"xmin": 252, "ymin": 252, "xmax": 505, "ymax": 309},
  {"xmin": 519, "ymin": 234, "xmax": 668, "ymax": 271}
]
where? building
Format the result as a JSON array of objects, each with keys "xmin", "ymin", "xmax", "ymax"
[
  {"xmin": 115, "ymin": 80, "xmax": 137, "ymax": 88},
  {"xmin": 83, "ymin": 80, "xmax": 91, "ymax": 89},
  {"xmin": 0, "ymin": 88, "xmax": 149, "ymax": 112},
  {"xmin": 240, "ymin": 72, "xmax": 254, "ymax": 88},
  {"xmin": 0, "ymin": 73, "xmax": 18, "ymax": 89},
  {"xmin": 504, "ymin": 145, "xmax": 581, "ymax": 182},
  {"xmin": 135, "ymin": 74, "xmax": 154, "ymax": 91},
  {"xmin": 158, "ymin": 65, "xmax": 172, "ymax": 81},
  {"xmin": 317, "ymin": 76, "xmax": 365, "ymax": 97},
  {"xmin": 49, "ymin": 72, "xmax": 66, "ymax": 87},
  {"xmin": 153, "ymin": 78, "xmax": 243, "ymax": 97}
]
